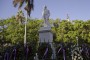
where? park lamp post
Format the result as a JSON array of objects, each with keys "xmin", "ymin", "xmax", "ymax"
[{"xmin": 76, "ymin": 37, "xmax": 78, "ymax": 47}]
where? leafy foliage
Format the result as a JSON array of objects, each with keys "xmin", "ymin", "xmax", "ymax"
[
  {"xmin": 38, "ymin": 43, "xmax": 52, "ymax": 60},
  {"xmin": 0, "ymin": 17, "xmax": 90, "ymax": 59}
]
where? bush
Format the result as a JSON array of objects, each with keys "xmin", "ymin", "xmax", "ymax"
[{"xmin": 38, "ymin": 43, "xmax": 52, "ymax": 60}]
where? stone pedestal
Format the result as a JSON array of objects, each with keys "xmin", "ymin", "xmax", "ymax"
[
  {"xmin": 39, "ymin": 27, "xmax": 53, "ymax": 43},
  {"xmin": 39, "ymin": 27, "xmax": 56, "ymax": 59}
]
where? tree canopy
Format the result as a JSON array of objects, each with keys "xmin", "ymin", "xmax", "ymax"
[{"xmin": 0, "ymin": 17, "xmax": 90, "ymax": 45}]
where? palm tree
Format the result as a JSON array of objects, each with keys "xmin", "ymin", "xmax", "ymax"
[
  {"xmin": 13, "ymin": 0, "xmax": 34, "ymax": 16},
  {"xmin": 13, "ymin": 0, "xmax": 34, "ymax": 46},
  {"xmin": 16, "ymin": 9, "xmax": 25, "ymax": 24}
]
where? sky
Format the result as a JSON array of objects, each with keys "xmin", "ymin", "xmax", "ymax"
[{"xmin": 0, "ymin": 0, "xmax": 90, "ymax": 20}]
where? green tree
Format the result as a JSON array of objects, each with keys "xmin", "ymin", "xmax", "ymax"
[{"xmin": 0, "ymin": 19, "xmax": 7, "ymax": 45}]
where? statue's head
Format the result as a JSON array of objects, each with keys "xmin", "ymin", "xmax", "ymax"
[{"xmin": 44, "ymin": 5, "xmax": 47, "ymax": 10}]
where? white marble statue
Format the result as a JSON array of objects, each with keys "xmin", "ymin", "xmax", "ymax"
[{"xmin": 42, "ymin": 6, "xmax": 51, "ymax": 27}]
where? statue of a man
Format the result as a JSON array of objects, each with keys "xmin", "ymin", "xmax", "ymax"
[{"xmin": 42, "ymin": 6, "xmax": 50, "ymax": 27}]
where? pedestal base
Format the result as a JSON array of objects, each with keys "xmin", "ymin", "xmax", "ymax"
[
  {"xmin": 38, "ymin": 27, "xmax": 56, "ymax": 59},
  {"xmin": 39, "ymin": 27, "xmax": 53, "ymax": 43}
]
